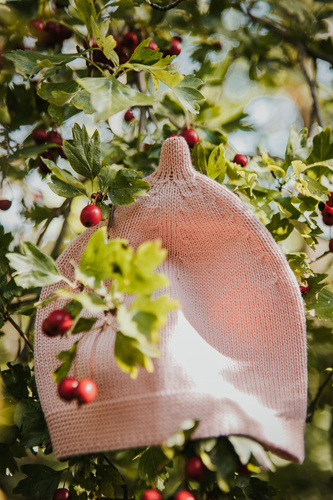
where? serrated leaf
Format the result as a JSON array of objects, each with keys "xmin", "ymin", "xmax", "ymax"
[
  {"xmin": 5, "ymin": 50, "xmax": 80, "ymax": 76},
  {"xmin": 71, "ymin": 316, "xmax": 98, "ymax": 334},
  {"xmin": 13, "ymin": 464, "xmax": 62, "ymax": 498},
  {"xmin": 63, "ymin": 123, "xmax": 101, "ymax": 177},
  {"xmin": 309, "ymin": 288, "xmax": 333, "ymax": 320},
  {"xmin": 74, "ymin": 0, "xmax": 97, "ymax": 34},
  {"xmin": 125, "ymin": 39, "xmax": 183, "ymax": 89},
  {"xmin": 52, "ymin": 342, "xmax": 79, "ymax": 383},
  {"xmin": 115, "ymin": 332, "xmax": 155, "ymax": 378},
  {"xmin": 38, "ymin": 81, "xmax": 80, "ymax": 106},
  {"xmin": 207, "ymin": 144, "xmax": 226, "ymax": 179},
  {"xmin": 138, "ymin": 447, "xmax": 169, "ymax": 484},
  {"xmin": 171, "ymin": 75, "xmax": 205, "ymax": 114},
  {"xmin": 307, "ymin": 126, "xmax": 333, "ymax": 163},
  {"xmin": 13, "ymin": 399, "xmax": 49, "ymax": 447},
  {"xmin": 108, "ymin": 168, "xmax": 150, "ymax": 206},
  {"xmin": 6, "ymin": 243, "xmax": 65, "ymax": 288},
  {"xmin": 48, "ymin": 176, "xmax": 88, "ymax": 198},
  {"xmin": 78, "ymin": 77, "xmax": 154, "ymax": 120},
  {"xmin": 44, "ymin": 159, "xmax": 89, "ymax": 195},
  {"xmin": 90, "ymin": 17, "xmax": 118, "ymax": 66}
]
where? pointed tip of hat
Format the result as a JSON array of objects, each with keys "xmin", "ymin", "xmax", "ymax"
[{"xmin": 157, "ymin": 136, "xmax": 194, "ymax": 179}]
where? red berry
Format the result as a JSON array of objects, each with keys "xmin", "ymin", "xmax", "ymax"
[
  {"xmin": 185, "ymin": 456, "xmax": 206, "ymax": 481},
  {"xmin": 327, "ymin": 191, "xmax": 333, "ymax": 207},
  {"xmin": 300, "ymin": 281, "xmax": 310, "ymax": 296},
  {"xmin": 234, "ymin": 154, "xmax": 248, "ymax": 167},
  {"xmin": 0, "ymin": 200, "xmax": 12, "ymax": 211},
  {"xmin": 322, "ymin": 204, "xmax": 333, "ymax": 226},
  {"xmin": 124, "ymin": 109, "xmax": 135, "ymax": 122},
  {"xmin": 38, "ymin": 151, "xmax": 54, "ymax": 173},
  {"xmin": 45, "ymin": 20, "xmax": 61, "ymax": 35},
  {"xmin": 80, "ymin": 205, "xmax": 102, "ymax": 227},
  {"xmin": 329, "ymin": 239, "xmax": 333, "ymax": 252},
  {"xmin": 47, "ymin": 130, "xmax": 63, "ymax": 146},
  {"xmin": 169, "ymin": 134, "xmax": 178, "ymax": 138},
  {"xmin": 53, "ymin": 488, "xmax": 72, "ymax": 500},
  {"xmin": 169, "ymin": 38, "xmax": 182, "ymax": 56},
  {"xmin": 32, "ymin": 128, "xmax": 48, "ymax": 144},
  {"xmin": 42, "ymin": 310, "xmax": 73, "ymax": 337},
  {"xmin": 59, "ymin": 24, "xmax": 72, "ymax": 40},
  {"xmin": 182, "ymin": 129, "xmax": 199, "ymax": 148},
  {"xmin": 76, "ymin": 378, "xmax": 98, "ymax": 404},
  {"xmin": 29, "ymin": 18, "xmax": 44, "ymax": 35},
  {"xmin": 122, "ymin": 32, "xmax": 138, "ymax": 49},
  {"xmin": 174, "ymin": 491, "xmax": 196, "ymax": 500},
  {"xmin": 142, "ymin": 490, "xmax": 163, "ymax": 500},
  {"xmin": 58, "ymin": 378, "xmax": 79, "ymax": 401},
  {"xmin": 148, "ymin": 40, "xmax": 158, "ymax": 50}
]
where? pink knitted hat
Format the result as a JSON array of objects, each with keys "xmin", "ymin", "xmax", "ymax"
[{"xmin": 34, "ymin": 136, "xmax": 307, "ymax": 463}]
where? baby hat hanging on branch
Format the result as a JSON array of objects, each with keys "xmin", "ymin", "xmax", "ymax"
[{"xmin": 33, "ymin": 136, "xmax": 307, "ymax": 463}]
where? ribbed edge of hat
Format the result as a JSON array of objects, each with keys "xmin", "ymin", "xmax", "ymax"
[{"xmin": 47, "ymin": 390, "xmax": 305, "ymax": 463}]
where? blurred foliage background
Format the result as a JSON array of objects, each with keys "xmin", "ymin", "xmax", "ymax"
[{"xmin": 0, "ymin": 0, "xmax": 333, "ymax": 498}]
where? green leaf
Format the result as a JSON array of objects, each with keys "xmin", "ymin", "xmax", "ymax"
[
  {"xmin": 72, "ymin": 316, "xmax": 98, "ymax": 334},
  {"xmin": 63, "ymin": 123, "xmax": 102, "ymax": 177},
  {"xmin": 90, "ymin": 17, "xmax": 118, "ymax": 66},
  {"xmin": 115, "ymin": 331, "xmax": 156, "ymax": 378},
  {"xmin": 125, "ymin": 39, "xmax": 184, "ymax": 89},
  {"xmin": 207, "ymin": 144, "xmax": 226, "ymax": 180},
  {"xmin": 98, "ymin": 164, "xmax": 122, "ymax": 192},
  {"xmin": 108, "ymin": 168, "xmax": 150, "ymax": 206},
  {"xmin": 48, "ymin": 175, "xmax": 88, "ymax": 198},
  {"xmin": 78, "ymin": 77, "xmax": 154, "ymax": 120},
  {"xmin": 52, "ymin": 342, "xmax": 79, "ymax": 383},
  {"xmin": 13, "ymin": 464, "xmax": 62, "ymax": 498},
  {"xmin": 38, "ymin": 81, "xmax": 81, "ymax": 106},
  {"xmin": 74, "ymin": 0, "xmax": 97, "ymax": 34},
  {"xmin": 192, "ymin": 143, "xmax": 207, "ymax": 175},
  {"xmin": 5, "ymin": 50, "xmax": 80, "ymax": 76},
  {"xmin": 309, "ymin": 288, "xmax": 333, "ymax": 320},
  {"xmin": 0, "ymin": 444, "xmax": 18, "ymax": 475},
  {"xmin": 138, "ymin": 447, "xmax": 170, "ymax": 485},
  {"xmin": 6, "ymin": 242, "xmax": 65, "ymax": 287},
  {"xmin": 14, "ymin": 399, "xmax": 49, "ymax": 447},
  {"xmin": 171, "ymin": 75, "xmax": 205, "ymax": 114},
  {"xmin": 44, "ymin": 159, "xmax": 89, "ymax": 195},
  {"xmin": 307, "ymin": 126, "xmax": 333, "ymax": 163}
]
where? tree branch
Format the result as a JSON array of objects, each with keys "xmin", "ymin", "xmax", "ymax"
[
  {"xmin": 146, "ymin": 0, "xmax": 184, "ymax": 11},
  {"xmin": 300, "ymin": 51, "xmax": 323, "ymax": 128},
  {"xmin": 5, "ymin": 315, "xmax": 34, "ymax": 352},
  {"xmin": 307, "ymin": 366, "xmax": 333, "ymax": 422},
  {"xmin": 51, "ymin": 200, "xmax": 72, "ymax": 260}
]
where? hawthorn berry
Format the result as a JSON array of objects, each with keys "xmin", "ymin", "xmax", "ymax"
[
  {"xmin": 169, "ymin": 134, "xmax": 178, "ymax": 138},
  {"xmin": 42, "ymin": 309, "xmax": 73, "ymax": 337},
  {"xmin": 58, "ymin": 377, "xmax": 79, "ymax": 401},
  {"xmin": 185, "ymin": 456, "xmax": 206, "ymax": 481},
  {"xmin": 182, "ymin": 129, "xmax": 199, "ymax": 148},
  {"xmin": 174, "ymin": 491, "xmax": 196, "ymax": 500},
  {"xmin": 124, "ymin": 109, "xmax": 135, "ymax": 122},
  {"xmin": 32, "ymin": 128, "xmax": 48, "ymax": 144},
  {"xmin": 318, "ymin": 201, "xmax": 325, "ymax": 212},
  {"xmin": 47, "ymin": 130, "xmax": 63, "ymax": 146},
  {"xmin": 0, "ymin": 200, "xmax": 12, "ymax": 211},
  {"xmin": 142, "ymin": 489, "xmax": 163, "ymax": 500},
  {"xmin": 148, "ymin": 40, "xmax": 158, "ymax": 50},
  {"xmin": 322, "ymin": 204, "xmax": 333, "ymax": 226},
  {"xmin": 29, "ymin": 18, "xmax": 44, "ymax": 36},
  {"xmin": 76, "ymin": 378, "xmax": 98, "ymax": 404},
  {"xmin": 122, "ymin": 32, "xmax": 138, "ymax": 50},
  {"xmin": 169, "ymin": 38, "xmax": 182, "ymax": 56},
  {"xmin": 80, "ymin": 205, "xmax": 102, "ymax": 227},
  {"xmin": 53, "ymin": 488, "xmax": 72, "ymax": 500},
  {"xmin": 329, "ymin": 239, "xmax": 333, "ymax": 252},
  {"xmin": 38, "ymin": 151, "xmax": 54, "ymax": 173},
  {"xmin": 234, "ymin": 154, "xmax": 248, "ymax": 167},
  {"xmin": 300, "ymin": 281, "xmax": 310, "ymax": 296},
  {"xmin": 327, "ymin": 191, "xmax": 333, "ymax": 207}
]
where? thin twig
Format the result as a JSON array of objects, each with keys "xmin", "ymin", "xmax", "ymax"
[
  {"xmin": 308, "ymin": 250, "xmax": 331, "ymax": 264},
  {"xmin": 164, "ymin": 113, "xmax": 181, "ymax": 129},
  {"xmin": 146, "ymin": 0, "xmax": 184, "ymax": 11},
  {"xmin": 137, "ymin": 72, "xmax": 148, "ymax": 151},
  {"xmin": 148, "ymin": 107, "xmax": 160, "ymax": 129},
  {"xmin": 307, "ymin": 366, "xmax": 333, "ymax": 422},
  {"xmin": 300, "ymin": 51, "xmax": 323, "ymax": 128},
  {"xmin": 5, "ymin": 315, "xmax": 34, "ymax": 351},
  {"xmin": 51, "ymin": 200, "xmax": 72, "ymax": 260}
]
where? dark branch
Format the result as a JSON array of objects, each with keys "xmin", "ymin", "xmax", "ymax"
[
  {"xmin": 307, "ymin": 366, "xmax": 333, "ymax": 422},
  {"xmin": 5, "ymin": 315, "xmax": 34, "ymax": 351},
  {"xmin": 300, "ymin": 51, "xmax": 323, "ymax": 128},
  {"xmin": 146, "ymin": 0, "xmax": 184, "ymax": 11}
]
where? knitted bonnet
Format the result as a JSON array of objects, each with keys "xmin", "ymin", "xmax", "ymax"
[{"xmin": 34, "ymin": 136, "xmax": 307, "ymax": 463}]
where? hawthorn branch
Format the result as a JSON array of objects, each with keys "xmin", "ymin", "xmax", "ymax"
[
  {"xmin": 307, "ymin": 366, "xmax": 333, "ymax": 422},
  {"xmin": 137, "ymin": 72, "xmax": 148, "ymax": 151},
  {"xmin": 146, "ymin": 0, "xmax": 184, "ymax": 11},
  {"xmin": 51, "ymin": 200, "xmax": 72, "ymax": 259},
  {"xmin": 300, "ymin": 52, "xmax": 323, "ymax": 128},
  {"xmin": 5, "ymin": 315, "xmax": 34, "ymax": 352}
]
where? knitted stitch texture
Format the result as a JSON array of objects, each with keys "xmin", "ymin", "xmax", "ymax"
[{"xmin": 34, "ymin": 136, "xmax": 307, "ymax": 463}]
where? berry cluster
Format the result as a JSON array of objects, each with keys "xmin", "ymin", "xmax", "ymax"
[
  {"xmin": 32, "ymin": 128, "xmax": 64, "ymax": 173},
  {"xmin": 29, "ymin": 19, "xmax": 72, "ymax": 47},
  {"xmin": 58, "ymin": 377, "xmax": 98, "ymax": 404},
  {"xmin": 319, "ymin": 192, "xmax": 333, "ymax": 226}
]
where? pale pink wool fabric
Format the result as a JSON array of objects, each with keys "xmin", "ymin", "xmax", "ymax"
[{"xmin": 34, "ymin": 137, "xmax": 307, "ymax": 463}]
